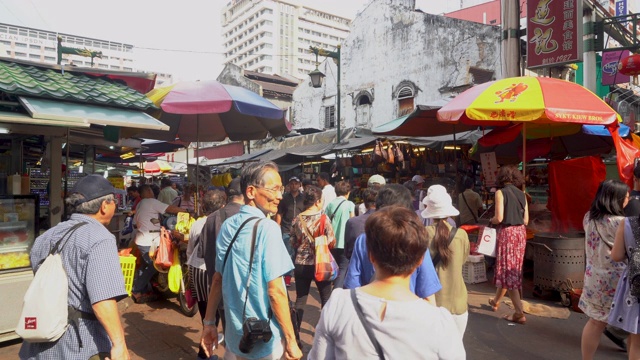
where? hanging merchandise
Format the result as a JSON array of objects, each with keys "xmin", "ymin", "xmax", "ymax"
[
  {"xmin": 386, "ymin": 142, "xmax": 395, "ymax": 165},
  {"xmin": 373, "ymin": 140, "xmax": 385, "ymax": 164}
]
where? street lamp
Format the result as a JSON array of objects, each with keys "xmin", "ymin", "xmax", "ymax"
[{"xmin": 309, "ymin": 45, "xmax": 341, "ymax": 143}]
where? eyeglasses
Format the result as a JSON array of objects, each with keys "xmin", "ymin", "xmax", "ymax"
[{"xmin": 256, "ymin": 186, "xmax": 285, "ymax": 197}]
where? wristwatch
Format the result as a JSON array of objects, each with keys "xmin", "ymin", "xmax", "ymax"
[{"xmin": 203, "ymin": 320, "xmax": 216, "ymax": 326}]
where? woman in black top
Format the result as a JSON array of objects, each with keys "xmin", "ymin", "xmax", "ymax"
[{"xmin": 488, "ymin": 165, "xmax": 529, "ymax": 324}]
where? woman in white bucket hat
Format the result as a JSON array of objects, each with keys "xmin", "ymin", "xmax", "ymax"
[{"xmin": 424, "ymin": 185, "xmax": 470, "ymax": 337}]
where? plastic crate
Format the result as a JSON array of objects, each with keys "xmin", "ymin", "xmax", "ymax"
[
  {"xmin": 119, "ymin": 255, "xmax": 136, "ymax": 296},
  {"xmin": 462, "ymin": 260, "xmax": 487, "ymax": 284}
]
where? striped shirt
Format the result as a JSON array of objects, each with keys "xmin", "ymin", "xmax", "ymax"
[{"xmin": 19, "ymin": 214, "xmax": 127, "ymax": 360}]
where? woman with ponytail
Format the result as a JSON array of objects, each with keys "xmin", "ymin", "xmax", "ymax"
[{"xmin": 423, "ymin": 185, "xmax": 470, "ymax": 338}]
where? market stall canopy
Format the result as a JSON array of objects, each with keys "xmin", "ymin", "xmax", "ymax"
[
  {"xmin": 203, "ymin": 149, "xmax": 273, "ymax": 167},
  {"xmin": 19, "ymin": 97, "xmax": 169, "ymax": 131},
  {"xmin": 471, "ymin": 128, "xmax": 618, "ymax": 164},
  {"xmin": 0, "ymin": 58, "xmax": 166, "ymax": 135},
  {"xmin": 140, "ymin": 139, "xmax": 189, "ymax": 153},
  {"xmin": 372, "ymin": 105, "xmax": 479, "ymax": 137},
  {"xmin": 138, "ymin": 80, "xmax": 291, "ymax": 142}
]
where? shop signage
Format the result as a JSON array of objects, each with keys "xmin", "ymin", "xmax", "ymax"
[
  {"xmin": 526, "ymin": 0, "xmax": 583, "ymax": 69},
  {"xmin": 615, "ymin": 0, "xmax": 627, "ymax": 16},
  {"xmin": 0, "ymin": 33, "xmax": 56, "ymax": 47},
  {"xmin": 602, "ymin": 50, "xmax": 631, "ymax": 85},
  {"xmin": 480, "ymin": 152, "xmax": 498, "ymax": 188}
]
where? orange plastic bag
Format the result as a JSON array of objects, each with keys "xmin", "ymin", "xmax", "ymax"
[{"xmin": 154, "ymin": 227, "xmax": 173, "ymax": 269}]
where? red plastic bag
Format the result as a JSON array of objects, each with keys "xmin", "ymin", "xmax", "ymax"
[{"xmin": 154, "ymin": 227, "xmax": 173, "ymax": 269}]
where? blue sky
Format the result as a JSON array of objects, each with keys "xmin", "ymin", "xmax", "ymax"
[{"xmin": 0, "ymin": 0, "xmax": 458, "ymax": 80}]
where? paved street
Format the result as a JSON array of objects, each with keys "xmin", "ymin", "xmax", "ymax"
[{"xmin": 0, "ymin": 276, "xmax": 629, "ymax": 359}]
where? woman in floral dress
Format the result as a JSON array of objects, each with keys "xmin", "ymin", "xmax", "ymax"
[
  {"xmin": 488, "ymin": 165, "xmax": 529, "ymax": 324},
  {"xmin": 580, "ymin": 179, "xmax": 628, "ymax": 360}
]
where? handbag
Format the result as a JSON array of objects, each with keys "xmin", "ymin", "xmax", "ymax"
[
  {"xmin": 394, "ymin": 143, "xmax": 404, "ymax": 163},
  {"xmin": 476, "ymin": 226, "xmax": 497, "ymax": 257},
  {"xmin": 301, "ymin": 215, "xmax": 338, "ymax": 282},
  {"xmin": 373, "ymin": 140, "xmax": 385, "ymax": 164},
  {"xmin": 386, "ymin": 142, "xmax": 395, "ymax": 165}
]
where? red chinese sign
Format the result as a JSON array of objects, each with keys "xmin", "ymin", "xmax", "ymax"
[{"xmin": 527, "ymin": 0, "xmax": 583, "ymax": 69}]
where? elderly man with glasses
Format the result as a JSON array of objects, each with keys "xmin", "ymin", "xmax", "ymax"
[{"xmin": 201, "ymin": 161, "xmax": 302, "ymax": 360}]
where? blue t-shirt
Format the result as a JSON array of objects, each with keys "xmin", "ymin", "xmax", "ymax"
[
  {"xmin": 215, "ymin": 205, "xmax": 294, "ymax": 359},
  {"xmin": 343, "ymin": 233, "xmax": 442, "ymax": 298}
]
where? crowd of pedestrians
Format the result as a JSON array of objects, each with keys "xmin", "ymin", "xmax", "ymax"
[{"xmin": 21, "ymin": 160, "xmax": 640, "ymax": 360}]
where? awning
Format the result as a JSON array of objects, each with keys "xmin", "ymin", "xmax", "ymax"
[
  {"xmin": 205, "ymin": 149, "xmax": 273, "ymax": 166},
  {"xmin": 372, "ymin": 105, "xmax": 479, "ymax": 137},
  {"xmin": 334, "ymin": 136, "xmax": 377, "ymax": 150},
  {"xmin": 19, "ymin": 97, "xmax": 170, "ymax": 131},
  {"xmin": 0, "ymin": 110, "xmax": 91, "ymax": 128}
]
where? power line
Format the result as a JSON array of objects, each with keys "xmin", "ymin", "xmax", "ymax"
[{"xmin": 134, "ymin": 45, "xmax": 318, "ymax": 58}]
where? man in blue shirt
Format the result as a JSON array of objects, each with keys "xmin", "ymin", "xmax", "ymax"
[
  {"xmin": 201, "ymin": 161, "xmax": 302, "ymax": 360},
  {"xmin": 343, "ymin": 184, "xmax": 442, "ymax": 303}
]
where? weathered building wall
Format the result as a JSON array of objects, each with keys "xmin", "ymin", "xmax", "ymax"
[
  {"xmin": 291, "ymin": 58, "xmax": 338, "ymax": 129},
  {"xmin": 291, "ymin": 0, "xmax": 502, "ymax": 131},
  {"xmin": 217, "ymin": 63, "xmax": 261, "ymax": 95},
  {"xmin": 341, "ymin": 0, "xmax": 502, "ymax": 130}
]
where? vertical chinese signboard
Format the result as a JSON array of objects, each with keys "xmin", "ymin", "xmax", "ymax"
[{"xmin": 527, "ymin": 0, "xmax": 583, "ymax": 69}]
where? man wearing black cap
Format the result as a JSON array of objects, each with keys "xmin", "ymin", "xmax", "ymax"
[
  {"xmin": 20, "ymin": 175, "xmax": 130, "ymax": 360},
  {"xmin": 276, "ymin": 176, "xmax": 304, "ymax": 286}
]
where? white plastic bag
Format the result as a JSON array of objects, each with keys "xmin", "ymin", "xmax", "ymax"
[
  {"xmin": 16, "ymin": 253, "xmax": 69, "ymax": 342},
  {"xmin": 476, "ymin": 226, "xmax": 497, "ymax": 257}
]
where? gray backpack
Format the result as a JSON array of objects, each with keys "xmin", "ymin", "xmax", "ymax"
[{"xmin": 628, "ymin": 216, "xmax": 640, "ymax": 298}]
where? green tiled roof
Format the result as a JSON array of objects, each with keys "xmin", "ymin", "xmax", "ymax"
[{"xmin": 0, "ymin": 59, "xmax": 157, "ymax": 111}]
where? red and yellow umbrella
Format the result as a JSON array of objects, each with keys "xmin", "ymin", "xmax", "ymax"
[
  {"xmin": 437, "ymin": 76, "xmax": 619, "ymax": 126},
  {"xmin": 437, "ymin": 76, "xmax": 620, "ymax": 175}
]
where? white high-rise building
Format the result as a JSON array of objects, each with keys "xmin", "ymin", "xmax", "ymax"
[
  {"xmin": 221, "ymin": 0, "xmax": 351, "ymax": 79},
  {"xmin": 0, "ymin": 23, "xmax": 174, "ymax": 86}
]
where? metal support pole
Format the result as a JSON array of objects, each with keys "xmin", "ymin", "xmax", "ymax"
[{"xmin": 336, "ymin": 47, "xmax": 341, "ymax": 144}]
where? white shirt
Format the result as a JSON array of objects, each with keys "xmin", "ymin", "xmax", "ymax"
[
  {"xmin": 133, "ymin": 198, "xmax": 169, "ymax": 246},
  {"xmin": 309, "ymin": 288, "xmax": 466, "ymax": 360},
  {"xmin": 322, "ymin": 184, "xmax": 337, "ymax": 210},
  {"xmin": 157, "ymin": 186, "xmax": 178, "ymax": 205},
  {"xmin": 186, "ymin": 216, "xmax": 208, "ymax": 269}
]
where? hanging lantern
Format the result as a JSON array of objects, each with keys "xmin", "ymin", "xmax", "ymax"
[{"xmin": 618, "ymin": 53, "xmax": 640, "ymax": 84}]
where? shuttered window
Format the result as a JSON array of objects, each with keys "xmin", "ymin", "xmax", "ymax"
[{"xmin": 324, "ymin": 105, "xmax": 336, "ymax": 128}]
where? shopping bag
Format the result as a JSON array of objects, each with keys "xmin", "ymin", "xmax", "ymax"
[
  {"xmin": 121, "ymin": 216, "xmax": 134, "ymax": 236},
  {"xmin": 314, "ymin": 235, "xmax": 339, "ymax": 282},
  {"xmin": 168, "ymin": 249, "xmax": 182, "ymax": 294},
  {"xmin": 476, "ymin": 226, "xmax": 497, "ymax": 257},
  {"xmin": 154, "ymin": 227, "xmax": 173, "ymax": 269}
]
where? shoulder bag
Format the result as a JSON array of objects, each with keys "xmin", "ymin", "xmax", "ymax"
[
  {"xmin": 350, "ymin": 289, "xmax": 385, "ymax": 360},
  {"xmin": 301, "ymin": 215, "xmax": 338, "ymax": 282},
  {"xmin": 461, "ymin": 192, "xmax": 479, "ymax": 223},
  {"xmin": 327, "ymin": 199, "xmax": 346, "ymax": 221},
  {"xmin": 432, "ymin": 227, "xmax": 457, "ymax": 267}
]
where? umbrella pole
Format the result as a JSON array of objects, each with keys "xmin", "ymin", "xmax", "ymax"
[
  {"xmin": 195, "ymin": 116, "xmax": 200, "ymax": 217},
  {"xmin": 522, "ymin": 123, "xmax": 527, "ymax": 189}
]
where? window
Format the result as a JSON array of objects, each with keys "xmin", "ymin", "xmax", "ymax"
[
  {"xmin": 44, "ymin": 56, "xmax": 55, "ymax": 62},
  {"xmin": 397, "ymin": 86, "xmax": 415, "ymax": 117},
  {"xmin": 324, "ymin": 105, "xmax": 336, "ymax": 129},
  {"xmin": 29, "ymin": 44, "xmax": 41, "ymax": 50},
  {"xmin": 44, "ymin": 47, "xmax": 55, "ymax": 52},
  {"xmin": 29, "ymin": 54, "xmax": 40, "ymax": 60}
]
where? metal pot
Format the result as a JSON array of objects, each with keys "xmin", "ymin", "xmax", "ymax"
[{"xmin": 530, "ymin": 232, "xmax": 585, "ymax": 291}]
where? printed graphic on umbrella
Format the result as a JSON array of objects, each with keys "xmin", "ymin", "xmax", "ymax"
[
  {"xmin": 437, "ymin": 76, "xmax": 620, "ymax": 173},
  {"xmin": 140, "ymin": 80, "xmax": 291, "ymax": 142}
]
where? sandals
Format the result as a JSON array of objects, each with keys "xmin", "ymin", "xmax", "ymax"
[
  {"xmin": 503, "ymin": 313, "xmax": 526, "ymax": 325},
  {"xmin": 488, "ymin": 298, "xmax": 499, "ymax": 312}
]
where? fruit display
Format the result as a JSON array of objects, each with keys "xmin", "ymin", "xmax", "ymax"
[{"xmin": 0, "ymin": 251, "xmax": 30, "ymax": 269}]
